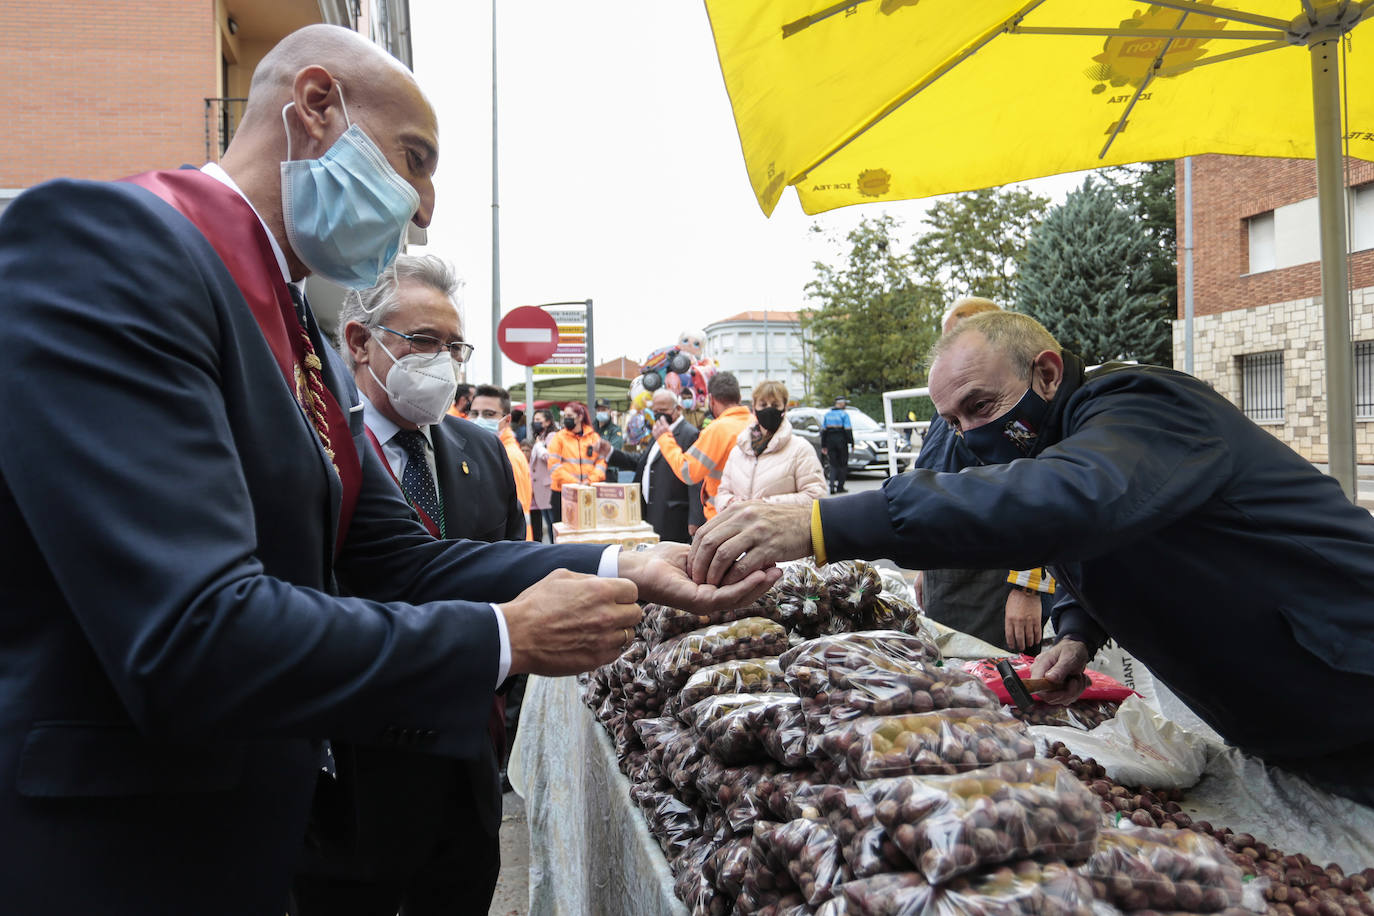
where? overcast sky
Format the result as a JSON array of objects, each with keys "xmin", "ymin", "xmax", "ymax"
[{"xmin": 409, "ymin": 1, "xmax": 1089, "ymax": 386}]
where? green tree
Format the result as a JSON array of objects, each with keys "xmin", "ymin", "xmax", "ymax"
[
  {"xmin": 912, "ymin": 187, "xmax": 1050, "ymax": 306},
  {"xmin": 1104, "ymin": 160, "xmax": 1178, "ymax": 320},
  {"xmin": 1016, "ymin": 177, "xmax": 1170, "ymax": 365},
  {"xmin": 802, "ymin": 215, "xmax": 943, "ymax": 402}
]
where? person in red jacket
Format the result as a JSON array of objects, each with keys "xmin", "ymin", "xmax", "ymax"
[{"xmin": 546, "ymin": 400, "xmax": 606, "ymax": 526}]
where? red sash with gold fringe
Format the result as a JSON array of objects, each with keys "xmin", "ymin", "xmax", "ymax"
[{"xmin": 123, "ymin": 168, "xmax": 361, "ymax": 556}]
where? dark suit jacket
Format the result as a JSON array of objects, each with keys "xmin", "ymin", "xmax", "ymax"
[
  {"xmin": 608, "ymin": 419, "xmax": 702, "ymax": 542},
  {"xmin": 433, "ymin": 416, "xmax": 526, "ymax": 543},
  {"xmin": 0, "ymin": 178, "xmax": 604, "ymax": 915},
  {"xmin": 306, "ymin": 413, "xmax": 527, "ymax": 881}
]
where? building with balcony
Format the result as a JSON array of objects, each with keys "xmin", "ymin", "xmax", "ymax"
[
  {"xmin": 1176, "ymin": 154, "xmax": 1374, "ymax": 462},
  {"xmin": 0, "ymin": 0, "xmax": 413, "ymax": 323},
  {"xmin": 703, "ymin": 310, "xmax": 808, "ymax": 403}
]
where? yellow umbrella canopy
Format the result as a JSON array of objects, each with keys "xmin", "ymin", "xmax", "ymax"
[
  {"xmin": 706, "ymin": 0, "xmax": 1373, "ymax": 497},
  {"xmin": 706, "ymin": 0, "xmax": 1372, "ymax": 217}
]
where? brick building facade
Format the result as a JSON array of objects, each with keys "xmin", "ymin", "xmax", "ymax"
[
  {"xmin": 1175, "ymin": 154, "xmax": 1374, "ymax": 462},
  {"xmin": 0, "ymin": 0, "xmax": 412, "ymax": 323}
]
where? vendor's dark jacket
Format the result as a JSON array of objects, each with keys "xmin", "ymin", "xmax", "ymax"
[
  {"xmin": 912, "ymin": 416, "xmax": 1052, "ymax": 651},
  {"xmin": 822, "ymin": 355, "xmax": 1374, "ymax": 772}
]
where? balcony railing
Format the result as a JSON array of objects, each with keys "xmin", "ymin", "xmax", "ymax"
[{"xmin": 205, "ymin": 97, "xmax": 248, "ymax": 161}]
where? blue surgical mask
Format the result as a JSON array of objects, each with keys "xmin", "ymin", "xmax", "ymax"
[
  {"xmin": 280, "ymin": 85, "xmax": 420, "ymax": 290},
  {"xmin": 959, "ymin": 384, "xmax": 1051, "ymax": 465},
  {"xmin": 595, "ymin": 411, "xmax": 609, "ymax": 424},
  {"xmin": 472, "ymin": 417, "xmax": 501, "ymax": 434}
]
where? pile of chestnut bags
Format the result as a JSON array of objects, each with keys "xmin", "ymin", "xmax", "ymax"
[{"xmin": 580, "ymin": 560, "xmax": 1372, "ymax": 916}]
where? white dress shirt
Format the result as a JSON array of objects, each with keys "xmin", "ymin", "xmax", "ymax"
[{"xmin": 201, "ymin": 162, "xmax": 620, "ymax": 687}]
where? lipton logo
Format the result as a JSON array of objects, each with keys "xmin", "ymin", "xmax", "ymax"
[
  {"xmin": 857, "ymin": 168, "xmax": 891, "ymax": 197},
  {"xmin": 1088, "ymin": 2, "xmax": 1225, "ymax": 93}
]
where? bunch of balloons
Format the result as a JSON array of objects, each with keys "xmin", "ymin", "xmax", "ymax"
[{"xmin": 631, "ymin": 328, "xmax": 717, "ymax": 412}]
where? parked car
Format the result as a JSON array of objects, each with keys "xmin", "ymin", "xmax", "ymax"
[{"xmin": 787, "ymin": 406, "xmax": 908, "ymax": 476}]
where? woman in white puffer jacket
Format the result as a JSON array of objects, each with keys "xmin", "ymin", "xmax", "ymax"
[{"xmin": 716, "ymin": 380, "xmax": 828, "ymax": 512}]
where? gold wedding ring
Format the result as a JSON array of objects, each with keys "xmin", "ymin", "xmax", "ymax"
[{"xmin": 621, "ymin": 627, "xmax": 634, "ymax": 649}]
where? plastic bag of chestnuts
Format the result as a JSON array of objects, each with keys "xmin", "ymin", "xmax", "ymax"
[
  {"xmin": 860, "ymin": 593, "xmax": 931, "ymax": 637},
  {"xmin": 695, "ymin": 757, "xmax": 782, "ymax": 833},
  {"xmin": 752, "ymin": 817, "xmax": 855, "ymax": 907},
  {"xmin": 647, "ymin": 617, "xmax": 789, "ymax": 694},
  {"xmin": 821, "ymin": 560, "xmax": 884, "ymax": 621},
  {"xmin": 773, "ymin": 563, "xmax": 835, "ymax": 636},
  {"xmin": 862, "ymin": 758, "xmax": 1102, "ymax": 884},
  {"xmin": 793, "ymin": 655, "xmax": 1000, "ymax": 727},
  {"xmin": 668, "ymin": 657, "xmax": 788, "ymax": 719},
  {"xmin": 644, "ymin": 598, "xmax": 782, "ymax": 650},
  {"xmin": 819, "ymin": 707, "xmax": 1035, "ymax": 779},
  {"xmin": 704, "ymin": 834, "xmax": 755, "ymax": 898},
  {"xmin": 791, "ymin": 783, "xmax": 915, "ymax": 878},
  {"xmin": 1080, "ymin": 826, "xmax": 1246, "ymax": 912},
  {"xmin": 693, "ymin": 693, "xmax": 799, "ymax": 766},
  {"xmin": 814, "ymin": 871, "xmax": 928, "ymax": 915}
]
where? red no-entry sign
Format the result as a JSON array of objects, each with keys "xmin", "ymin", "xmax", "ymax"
[{"xmin": 498, "ymin": 306, "xmax": 560, "ymax": 367}]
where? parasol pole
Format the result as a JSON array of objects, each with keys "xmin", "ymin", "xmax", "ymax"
[{"xmin": 1310, "ymin": 31, "xmax": 1355, "ymax": 500}]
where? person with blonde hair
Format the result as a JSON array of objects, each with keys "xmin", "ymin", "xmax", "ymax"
[{"xmin": 716, "ymin": 380, "xmax": 827, "ymax": 512}]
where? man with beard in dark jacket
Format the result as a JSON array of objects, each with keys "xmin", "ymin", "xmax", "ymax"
[{"xmin": 690, "ymin": 311, "xmax": 1374, "ymax": 804}]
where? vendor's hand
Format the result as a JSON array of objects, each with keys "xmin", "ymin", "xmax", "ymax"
[
  {"xmin": 1028, "ymin": 637, "xmax": 1091, "ymax": 705},
  {"xmin": 619, "ymin": 541, "xmax": 781, "ymax": 617},
  {"xmin": 652, "ymin": 418, "xmax": 670, "ymax": 439},
  {"xmin": 595, "ymin": 438, "xmax": 613, "ymax": 461},
  {"xmin": 687, "ymin": 524, "xmax": 698, "ymax": 536},
  {"xmin": 501, "ymin": 569, "xmax": 643, "ymax": 676},
  {"xmin": 689, "ymin": 501, "xmax": 814, "ymax": 586},
  {"xmin": 1004, "ymin": 588, "xmax": 1044, "ymax": 653},
  {"xmin": 913, "ymin": 570, "xmax": 925, "ymax": 609}
]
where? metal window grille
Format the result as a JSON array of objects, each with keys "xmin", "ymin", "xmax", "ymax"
[
  {"xmin": 1240, "ymin": 351, "xmax": 1284, "ymax": 423},
  {"xmin": 1356, "ymin": 341, "xmax": 1374, "ymax": 419},
  {"xmin": 204, "ymin": 98, "xmax": 248, "ymax": 161}
]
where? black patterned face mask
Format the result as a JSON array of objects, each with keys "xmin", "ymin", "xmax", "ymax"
[{"xmin": 958, "ymin": 384, "xmax": 1050, "ymax": 465}]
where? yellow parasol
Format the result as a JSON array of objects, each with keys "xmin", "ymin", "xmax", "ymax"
[{"xmin": 705, "ymin": 0, "xmax": 1373, "ymax": 494}]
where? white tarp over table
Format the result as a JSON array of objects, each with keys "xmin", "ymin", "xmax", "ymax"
[{"xmin": 508, "ymin": 673, "xmax": 688, "ymax": 916}]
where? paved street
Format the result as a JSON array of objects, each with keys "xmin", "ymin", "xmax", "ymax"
[{"xmin": 489, "ymin": 790, "xmax": 530, "ymax": 915}]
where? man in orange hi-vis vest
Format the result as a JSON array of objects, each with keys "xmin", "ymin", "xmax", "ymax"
[{"xmin": 653, "ymin": 371, "xmax": 752, "ymax": 525}]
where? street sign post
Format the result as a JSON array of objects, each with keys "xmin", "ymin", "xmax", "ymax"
[
  {"xmin": 497, "ymin": 306, "xmax": 560, "ymax": 366},
  {"xmin": 498, "ymin": 306, "xmax": 560, "ymax": 443}
]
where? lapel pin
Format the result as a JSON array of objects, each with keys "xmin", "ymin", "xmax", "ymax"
[{"xmin": 462, "ymin": 461, "xmax": 470, "ymax": 475}]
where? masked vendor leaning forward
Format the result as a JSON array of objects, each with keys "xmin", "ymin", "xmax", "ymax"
[{"xmin": 691, "ymin": 310, "xmax": 1374, "ymax": 804}]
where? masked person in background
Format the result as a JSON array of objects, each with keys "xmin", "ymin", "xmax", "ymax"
[
  {"xmin": 592, "ymin": 397, "xmax": 623, "ymax": 482},
  {"xmin": 715, "ymin": 380, "xmax": 826, "ymax": 513},
  {"xmin": 470, "ymin": 385, "xmax": 533, "ymax": 541},
  {"xmin": 654, "ymin": 371, "xmax": 754, "ymax": 523},
  {"xmin": 691, "ymin": 310, "xmax": 1374, "ymax": 806},
  {"xmin": 0, "ymin": 25, "xmax": 776, "ymax": 913},
  {"xmin": 448, "ymin": 383, "xmax": 473, "ymax": 419},
  {"xmin": 599, "ymin": 388, "xmax": 704, "ymax": 543},
  {"xmin": 528, "ymin": 409, "xmax": 556, "ymax": 542},
  {"xmin": 547, "ymin": 401, "xmax": 606, "ymax": 529},
  {"xmin": 304, "ymin": 255, "xmax": 525, "ymax": 916}
]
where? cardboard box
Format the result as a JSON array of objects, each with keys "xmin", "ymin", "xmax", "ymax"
[
  {"xmin": 561, "ymin": 484, "xmax": 596, "ymax": 530},
  {"xmin": 594, "ymin": 482, "xmax": 642, "ymax": 528}
]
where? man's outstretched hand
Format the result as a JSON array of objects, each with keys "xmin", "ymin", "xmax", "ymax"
[
  {"xmin": 619, "ymin": 541, "xmax": 781, "ymax": 615},
  {"xmin": 1028, "ymin": 637, "xmax": 1091, "ymax": 705},
  {"xmin": 501, "ymin": 569, "xmax": 643, "ymax": 676},
  {"xmin": 687, "ymin": 502, "xmax": 814, "ymax": 586}
]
